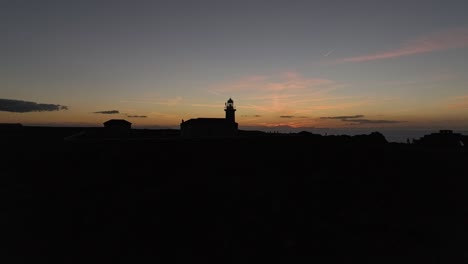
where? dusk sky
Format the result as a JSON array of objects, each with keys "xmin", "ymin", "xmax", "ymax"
[{"xmin": 2, "ymin": 0, "xmax": 468, "ymax": 130}]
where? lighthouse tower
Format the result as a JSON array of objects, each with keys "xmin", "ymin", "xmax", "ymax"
[{"xmin": 224, "ymin": 98, "xmax": 236, "ymax": 123}]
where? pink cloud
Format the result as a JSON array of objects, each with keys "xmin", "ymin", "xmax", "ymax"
[
  {"xmin": 448, "ymin": 95, "xmax": 468, "ymax": 109},
  {"xmin": 244, "ymin": 94, "xmax": 300, "ymax": 101},
  {"xmin": 264, "ymin": 78, "xmax": 333, "ymax": 91},
  {"xmin": 212, "ymin": 72, "xmax": 335, "ymax": 93},
  {"xmin": 204, "ymin": 71, "xmax": 349, "ymax": 116},
  {"xmin": 341, "ymin": 28, "xmax": 468, "ymax": 62}
]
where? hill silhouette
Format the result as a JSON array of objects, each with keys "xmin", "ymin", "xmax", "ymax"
[{"xmin": 3, "ymin": 126, "xmax": 468, "ymax": 263}]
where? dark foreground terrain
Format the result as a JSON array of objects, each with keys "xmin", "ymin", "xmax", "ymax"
[{"xmin": 2, "ymin": 128, "xmax": 468, "ymax": 263}]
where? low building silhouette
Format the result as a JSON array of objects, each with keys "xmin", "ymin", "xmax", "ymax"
[
  {"xmin": 103, "ymin": 119, "xmax": 132, "ymax": 137},
  {"xmin": 181, "ymin": 98, "xmax": 238, "ymax": 138},
  {"xmin": 103, "ymin": 119, "xmax": 132, "ymax": 130}
]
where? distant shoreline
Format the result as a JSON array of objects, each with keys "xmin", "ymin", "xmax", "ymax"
[{"xmin": 2, "ymin": 124, "xmax": 467, "ymax": 143}]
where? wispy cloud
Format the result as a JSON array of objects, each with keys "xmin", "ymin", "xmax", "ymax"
[
  {"xmin": 0, "ymin": 98, "xmax": 68, "ymax": 113},
  {"xmin": 279, "ymin": 115, "xmax": 308, "ymax": 119},
  {"xmin": 127, "ymin": 115, "xmax": 147, "ymax": 118},
  {"xmin": 211, "ymin": 72, "xmax": 336, "ymax": 93},
  {"xmin": 256, "ymin": 120, "xmax": 317, "ymax": 128},
  {"xmin": 206, "ymin": 71, "xmax": 347, "ymax": 116},
  {"xmin": 373, "ymin": 72, "xmax": 457, "ymax": 88},
  {"xmin": 323, "ymin": 49, "xmax": 334, "ymax": 57},
  {"xmin": 265, "ymin": 72, "xmax": 333, "ymax": 92},
  {"xmin": 241, "ymin": 114, "xmax": 262, "ymax": 117},
  {"xmin": 447, "ymin": 95, "xmax": 468, "ymax": 109},
  {"xmin": 93, "ymin": 110, "xmax": 119, "ymax": 114},
  {"xmin": 345, "ymin": 119, "xmax": 404, "ymax": 124},
  {"xmin": 340, "ymin": 27, "xmax": 468, "ymax": 62},
  {"xmin": 297, "ymin": 100, "xmax": 369, "ymax": 112},
  {"xmin": 319, "ymin": 114, "xmax": 404, "ymax": 125},
  {"xmin": 320, "ymin": 115, "xmax": 364, "ymax": 120},
  {"xmin": 244, "ymin": 94, "xmax": 300, "ymax": 101}
]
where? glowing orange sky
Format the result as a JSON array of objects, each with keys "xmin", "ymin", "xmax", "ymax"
[{"xmin": 1, "ymin": 1, "xmax": 468, "ymax": 130}]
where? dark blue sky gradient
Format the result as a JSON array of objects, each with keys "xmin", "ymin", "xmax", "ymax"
[{"xmin": 1, "ymin": 0, "xmax": 468, "ymax": 129}]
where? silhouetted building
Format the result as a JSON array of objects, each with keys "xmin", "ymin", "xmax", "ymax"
[
  {"xmin": 87, "ymin": 119, "xmax": 133, "ymax": 138},
  {"xmin": 103, "ymin": 119, "xmax": 132, "ymax": 131},
  {"xmin": 180, "ymin": 98, "xmax": 238, "ymax": 138},
  {"xmin": 413, "ymin": 129, "xmax": 464, "ymax": 147}
]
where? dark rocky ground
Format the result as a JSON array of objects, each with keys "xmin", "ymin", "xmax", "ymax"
[{"xmin": 2, "ymin": 128, "xmax": 468, "ymax": 263}]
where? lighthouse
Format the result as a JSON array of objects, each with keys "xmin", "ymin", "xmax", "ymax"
[
  {"xmin": 181, "ymin": 98, "xmax": 238, "ymax": 138},
  {"xmin": 225, "ymin": 98, "xmax": 236, "ymax": 123}
]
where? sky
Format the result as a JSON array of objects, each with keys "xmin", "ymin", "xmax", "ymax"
[{"xmin": 1, "ymin": 0, "xmax": 468, "ymax": 131}]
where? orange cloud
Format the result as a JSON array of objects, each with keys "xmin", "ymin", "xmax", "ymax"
[
  {"xmin": 201, "ymin": 71, "xmax": 400, "ymax": 129},
  {"xmin": 340, "ymin": 27, "xmax": 468, "ymax": 62},
  {"xmin": 447, "ymin": 95, "xmax": 468, "ymax": 109},
  {"xmin": 191, "ymin": 103, "xmax": 222, "ymax": 108},
  {"xmin": 256, "ymin": 120, "xmax": 317, "ymax": 128},
  {"xmin": 211, "ymin": 72, "xmax": 335, "ymax": 93},
  {"xmin": 264, "ymin": 78, "xmax": 332, "ymax": 91},
  {"xmin": 206, "ymin": 71, "xmax": 345, "ymax": 116}
]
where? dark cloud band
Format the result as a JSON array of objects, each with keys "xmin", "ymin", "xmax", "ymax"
[
  {"xmin": 320, "ymin": 114, "xmax": 403, "ymax": 124},
  {"xmin": 93, "ymin": 110, "xmax": 120, "ymax": 114},
  {"xmin": 279, "ymin": 115, "xmax": 308, "ymax": 119},
  {"xmin": 241, "ymin": 115, "xmax": 262, "ymax": 117},
  {"xmin": 346, "ymin": 119, "xmax": 404, "ymax": 124},
  {"xmin": 320, "ymin": 115, "xmax": 364, "ymax": 119},
  {"xmin": 0, "ymin": 98, "xmax": 68, "ymax": 113}
]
